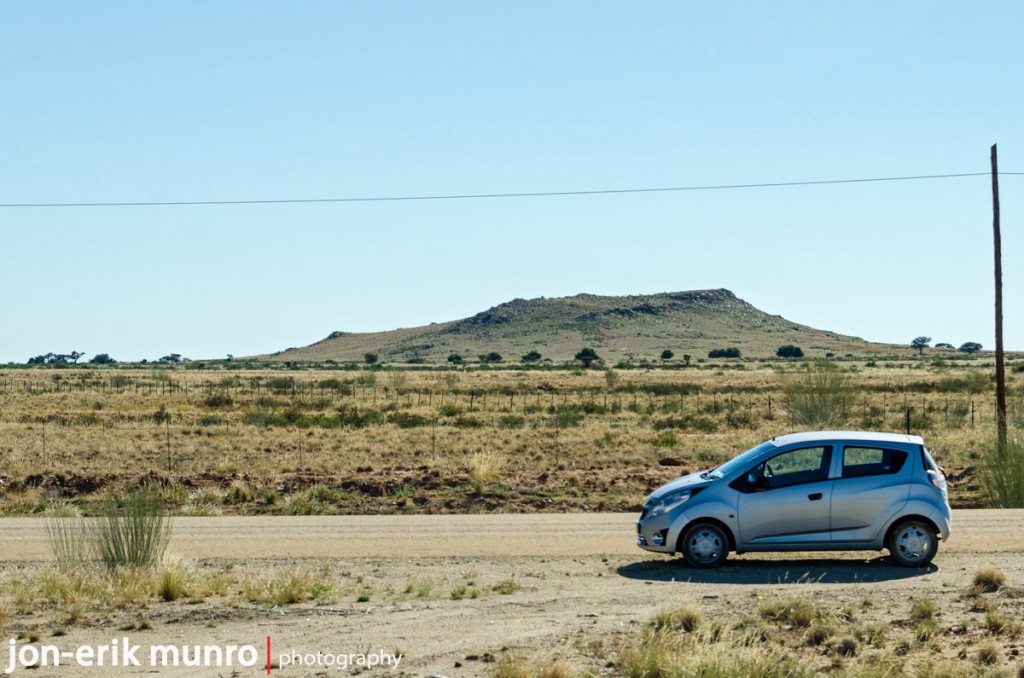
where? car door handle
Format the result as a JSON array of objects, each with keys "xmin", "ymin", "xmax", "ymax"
[{"xmin": 808, "ymin": 493, "xmax": 823, "ymax": 501}]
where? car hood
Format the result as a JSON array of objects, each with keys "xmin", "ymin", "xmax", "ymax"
[{"xmin": 647, "ymin": 471, "xmax": 715, "ymax": 503}]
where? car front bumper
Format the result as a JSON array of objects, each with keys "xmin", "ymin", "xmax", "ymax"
[{"xmin": 636, "ymin": 507, "xmax": 679, "ymax": 554}]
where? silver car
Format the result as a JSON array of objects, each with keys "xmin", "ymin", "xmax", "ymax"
[{"xmin": 636, "ymin": 431, "xmax": 951, "ymax": 568}]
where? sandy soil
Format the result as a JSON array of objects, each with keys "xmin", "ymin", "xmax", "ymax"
[{"xmin": 1, "ymin": 510, "xmax": 1022, "ymax": 677}]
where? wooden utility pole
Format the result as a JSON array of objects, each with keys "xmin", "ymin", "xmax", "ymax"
[{"xmin": 992, "ymin": 144, "xmax": 1007, "ymax": 451}]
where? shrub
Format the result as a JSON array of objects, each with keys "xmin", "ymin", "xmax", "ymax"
[
  {"xmin": 224, "ymin": 481, "xmax": 256, "ymax": 505},
  {"xmin": 46, "ymin": 516, "xmax": 90, "ymax": 567},
  {"xmin": 521, "ymin": 350, "xmax": 542, "ymax": 363},
  {"xmin": 437, "ymin": 404, "xmax": 465, "ymax": 417},
  {"xmin": 979, "ymin": 436, "xmax": 1024, "ymax": 508},
  {"xmin": 389, "ymin": 412, "xmax": 432, "ymax": 428},
  {"xmin": 203, "ymin": 393, "xmax": 233, "ymax": 408},
  {"xmin": 783, "ymin": 362, "xmax": 851, "ymax": 427},
  {"xmin": 498, "ymin": 415, "xmax": 526, "ymax": 429},
  {"xmin": 317, "ymin": 378, "xmax": 345, "ymax": 390},
  {"xmin": 454, "ymin": 416, "xmax": 484, "ymax": 429},
  {"xmin": 776, "ymin": 344, "xmax": 804, "ymax": 358},
  {"xmin": 708, "ymin": 348, "xmax": 741, "ymax": 359},
  {"xmin": 574, "ymin": 348, "xmax": 601, "ymax": 368},
  {"xmin": 653, "ymin": 431, "xmax": 679, "ymax": 448},
  {"xmin": 94, "ymin": 488, "xmax": 172, "ymax": 569}
]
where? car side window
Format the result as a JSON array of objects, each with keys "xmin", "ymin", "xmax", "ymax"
[
  {"xmin": 749, "ymin": 446, "xmax": 831, "ymax": 490},
  {"xmin": 841, "ymin": 446, "xmax": 907, "ymax": 478}
]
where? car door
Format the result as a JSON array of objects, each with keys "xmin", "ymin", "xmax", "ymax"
[
  {"xmin": 735, "ymin": 445, "xmax": 834, "ymax": 547},
  {"xmin": 829, "ymin": 445, "xmax": 911, "ymax": 544}
]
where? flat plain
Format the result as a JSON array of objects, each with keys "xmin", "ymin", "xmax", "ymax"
[{"xmin": 1, "ymin": 359, "xmax": 1022, "ymax": 676}]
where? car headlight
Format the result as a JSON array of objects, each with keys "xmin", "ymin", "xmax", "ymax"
[{"xmin": 648, "ymin": 490, "xmax": 693, "ymax": 518}]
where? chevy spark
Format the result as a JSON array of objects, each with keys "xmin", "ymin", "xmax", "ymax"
[{"xmin": 636, "ymin": 431, "xmax": 951, "ymax": 568}]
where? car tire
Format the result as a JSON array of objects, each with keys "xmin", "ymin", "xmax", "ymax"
[
  {"xmin": 680, "ymin": 522, "xmax": 729, "ymax": 569},
  {"xmin": 888, "ymin": 520, "xmax": 938, "ymax": 567}
]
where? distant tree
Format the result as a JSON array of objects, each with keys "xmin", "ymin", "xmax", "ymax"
[
  {"xmin": 660, "ymin": 349, "xmax": 674, "ymax": 361},
  {"xmin": 776, "ymin": 345, "xmax": 804, "ymax": 359},
  {"xmin": 521, "ymin": 350, "xmax": 542, "ymax": 363},
  {"xmin": 363, "ymin": 352, "xmax": 379, "ymax": 364},
  {"xmin": 27, "ymin": 352, "xmax": 88, "ymax": 365},
  {"xmin": 478, "ymin": 352, "xmax": 503, "ymax": 364},
  {"xmin": 574, "ymin": 347, "xmax": 601, "ymax": 368},
  {"xmin": 708, "ymin": 348, "xmax": 741, "ymax": 359},
  {"xmin": 89, "ymin": 353, "xmax": 116, "ymax": 365},
  {"xmin": 911, "ymin": 336, "xmax": 931, "ymax": 355},
  {"xmin": 447, "ymin": 353, "xmax": 463, "ymax": 364},
  {"xmin": 682, "ymin": 354, "xmax": 692, "ymax": 366},
  {"xmin": 160, "ymin": 354, "xmax": 182, "ymax": 363},
  {"xmin": 935, "ymin": 342, "xmax": 954, "ymax": 349},
  {"xmin": 958, "ymin": 342, "xmax": 983, "ymax": 355}
]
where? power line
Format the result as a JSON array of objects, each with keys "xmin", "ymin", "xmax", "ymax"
[{"xmin": 1, "ymin": 171, "xmax": 1021, "ymax": 208}]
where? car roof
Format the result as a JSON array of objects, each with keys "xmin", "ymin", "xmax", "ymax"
[{"xmin": 769, "ymin": 430, "xmax": 924, "ymax": 447}]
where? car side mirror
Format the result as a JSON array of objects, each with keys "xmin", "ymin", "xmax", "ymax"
[{"xmin": 746, "ymin": 468, "xmax": 770, "ymax": 490}]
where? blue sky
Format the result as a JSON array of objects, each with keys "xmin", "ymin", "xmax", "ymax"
[{"xmin": 1, "ymin": 2, "xmax": 1021, "ymax": 362}]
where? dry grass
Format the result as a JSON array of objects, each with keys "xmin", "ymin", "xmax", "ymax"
[
  {"xmin": 0, "ymin": 361, "xmax": 1017, "ymax": 514},
  {"xmin": 570, "ymin": 592, "xmax": 1024, "ymax": 678},
  {"xmin": 240, "ymin": 566, "xmax": 336, "ymax": 605},
  {"xmin": 973, "ymin": 566, "xmax": 1008, "ymax": 593},
  {"xmin": 467, "ymin": 451, "xmax": 507, "ymax": 495},
  {"xmin": 492, "ymin": 654, "xmax": 578, "ymax": 678}
]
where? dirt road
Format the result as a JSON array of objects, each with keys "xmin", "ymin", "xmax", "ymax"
[
  {"xmin": 1, "ymin": 510, "xmax": 1021, "ymax": 677},
  {"xmin": 3, "ymin": 509, "xmax": 1019, "ymax": 560}
]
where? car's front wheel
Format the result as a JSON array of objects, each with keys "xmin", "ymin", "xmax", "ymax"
[
  {"xmin": 888, "ymin": 520, "xmax": 938, "ymax": 567},
  {"xmin": 680, "ymin": 522, "xmax": 729, "ymax": 568}
]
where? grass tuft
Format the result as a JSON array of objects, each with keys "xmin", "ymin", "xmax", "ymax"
[
  {"xmin": 782, "ymin": 362, "xmax": 852, "ymax": 427},
  {"xmin": 651, "ymin": 604, "xmax": 702, "ymax": 633},
  {"xmin": 976, "ymin": 640, "xmax": 1001, "ymax": 665},
  {"xmin": 156, "ymin": 564, "xmax": 187, "ymax": 602},
  {"xmin": 979, "ymin": 436, "xmax": 1024, "ymax": 508},
  {"xmin": 909, "ymin": 597, "xmax": 937, "ymax": 622},
  {"xmin": 467, "ymin": 451, "xmax": 506, "ymax": 496},
  {"xmin": 972, "ymin": 567, "xmax": 1007, "ymax": 593},
  {"xmin": 94, "ymin": 488, "xmax": 172, "ymax": 569}
]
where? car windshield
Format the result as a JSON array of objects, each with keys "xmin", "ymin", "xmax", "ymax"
[{"xmin": 706, "ymin": 440, "xmax": 776, "ymax": 479}]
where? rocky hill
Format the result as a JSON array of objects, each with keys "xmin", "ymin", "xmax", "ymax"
[{"xmin": 262, "ymin": 289, "xmax": 904, "ymax": 363}]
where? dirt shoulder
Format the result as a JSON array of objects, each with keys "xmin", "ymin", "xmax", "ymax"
[{"xmin": 0, "ymin": 510, "xmax": 1021, "ymax": 677}]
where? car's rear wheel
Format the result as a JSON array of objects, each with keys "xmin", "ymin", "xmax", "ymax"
[
  {"xmin": 888, "ymin": 520, "xmax": 938, "ymax": 567},
  {"xmin": 680, "ymin": 522, "xmax": 729, "ymax": 568}
]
